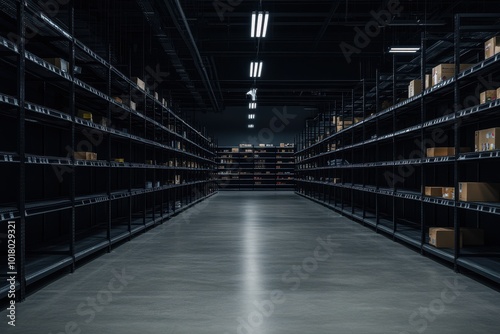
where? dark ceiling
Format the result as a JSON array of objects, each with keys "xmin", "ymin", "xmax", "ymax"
[
  {"xmin": 140, "ymin": 0, "xmax": 494, "ymax": 112},
  {"xmin": 69, "ymin": 0, "xmax": 496, "ymax": 115},
  {"xmin": 2, "ymin": 0, "xmax": 498, "ymax": 141}
]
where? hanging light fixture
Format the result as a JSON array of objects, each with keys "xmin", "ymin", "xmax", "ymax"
[
  {"xmin": 246, "ymin": 88, "xmax": 257, "ymax": 101},
  {"xmin": 250, "ymin": 61, "xmax": 263, "ymax": 78},
  {"xmin": 388, "ymin": 46, "xmax": 420, "ymax": 53},
  {"xmin": 251, "ymin": 11, "xmax": 269, "ymax": 38}
]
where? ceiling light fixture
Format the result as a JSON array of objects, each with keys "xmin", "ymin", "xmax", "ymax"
[
  {"xmin": 248, "ymin": 124, "xmax": 255, "ymax": 128},
  {"xmin": 388, "ymin": 46, "xmax": 420, "ymax": 53},
  {"xmin": 249, "ymin": 102, "xmax": 257, "ymax": 109},
  {"xmin": 250, "ymin": 61, "xmax": 263, "ymax": 78},
  {"xmin": 246, "ymin": 88, "xmax": 257, "ymax": 101},
  {"xmin": 251, "ymin": 11, "xmax": 269, "ymax": 38},
  {"xmin": 248, "ymin": 114, "xmax": 256, "ymax": 119}
]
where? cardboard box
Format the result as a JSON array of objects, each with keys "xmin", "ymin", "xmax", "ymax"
[
  {"xmin": 425, "ymin": 74, "xmax": 431, "ymax": 89},
  {"xmin": 459, "ymin": 182, "xmax": 500, "ymax": 202},
  {"xmin": 114, "ymin": 97, "xmax": 136, "ymax": 110},
  {"xmin": 460, "ymin": 228, "xmax": 485, "ymax": 246},
  {"xmin": 425, "ymin": 187, "xmax": 444, "ymax": 197},
  {"xmin": 114, "ymin": 158, "xmax": 125, "ymax": 163},
  {"xmin": 334, "ymin": 117, "xmax": 363, "ymax": 125},
  {"xmin": 442, "ymin": 187, "xmax": 455, "ymax": 200},
  {"xmin": 43, "ymin": 58, "xmax": 69, "ymax": 72},
  {"xmin": 475, "ymin": 127, "xmax": 500, "ymax": 152},
  {"xmin": 480, "ymin": 90, "xmax": 497, "ymax": 104},
  {"xmin": 432, "ymin": 64, "xmax": 474, "ymax": 86},
  {"xmin": 408, "ymin": 79, "xmax": 422, "ymax": 98},
  {"xmin": 77, "ymin": 110, "xmax": 93, "ymax": 122},
  {"xmin": 74, "ymin": 152, "xmax": 97, "ymax": 160},
  {"xmin": 426, "ymin": 147, "xmax": 470, "ymax": 157},
  {"xmin": 120, "ymin": 98, "xmax": 136, "ymax": 110},
  {"xmin": 131, "ymin": 77, "xmax": 145, "ymax": 90},
  {"xmin": 429, "ymin": 227, "xmax": 462, "ymax": 248},
  {"xmin": 485, "ymin": 36, "xmax": 500, "ymax": 59}
]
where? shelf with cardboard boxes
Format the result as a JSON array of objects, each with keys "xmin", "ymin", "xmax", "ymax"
[
  {"xmin": 217, "ymin": 144, "xmax": 295, "ymax": 190},
  {"xmin": 295, "ymin": 15, "xmax": 500, "ymax": 285},
  {"xmin": 0, "ymin": 1, "xmax": 217, "ymax": 301}
]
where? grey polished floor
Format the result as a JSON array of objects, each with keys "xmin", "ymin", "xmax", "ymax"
[{"xmin": 1, "ymin": 191, "xmax": 500, "ymax": 334}]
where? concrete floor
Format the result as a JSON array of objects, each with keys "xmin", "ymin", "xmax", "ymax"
[{"xmin": 1, "ymin": 191, "xmax": 499, "ymax": 334}]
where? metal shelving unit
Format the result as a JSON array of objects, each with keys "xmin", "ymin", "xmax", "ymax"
[
  {"xmin": 217, "ymin": 145, "xmax": 295, "ymax": 190},
  {"xmin": 295, "ymin": 14, "xmax": 500, "ymax": 285},
  {"xmin": 0, "ymin": 0, "xmax": 217, "ymax": 301}
]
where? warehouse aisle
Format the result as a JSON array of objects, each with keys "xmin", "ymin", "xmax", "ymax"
[{"xmin": 2, "ymin": 191, "xmax": 500, "ymax": 334}]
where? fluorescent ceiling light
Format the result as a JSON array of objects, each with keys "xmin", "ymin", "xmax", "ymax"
[
  {"xmin": 251, "ymin": 12, "xmax": 256, "ymax": 38},
  {"xmin": 246, "ymin": 88, "xmax": 257, "ymax": 101},
  {"xmin": 388, "ymin": 46, "xmax": 420, "ymax": 53},
  {"xmin": 248, "ymin": 124, "xmax": 255, "ymax": 128},
  {"xmin": 248, "ymin": 114, "xmax": 256, "ymax": 119},
  {"xmin": 251, "ymin": 11, "xmax": 269, "ymax": 38},
  {"xmin": 262, "ymin": 13, "xmax": 269, "ymax": 37},
  {"xmin": 250, "ymin": 61, "xmax": 263, "ymax": 78},
  {"xmin": 257, "ymin": 13, "xmax": 263, "ymax": 37},
  {"xmin": 249, "ymin": 102, "xmax": 257, "ymax": 109}
]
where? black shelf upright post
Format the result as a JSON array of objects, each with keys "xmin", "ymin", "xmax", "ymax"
[
  {"xmin": 16, "ymin": 0, "xmax": 27, "ymax": 302},
  {"xmin": 127, "ymin": 47, "xmax": 133, "ymax": 235},
  {"xmin": 392, "ymin": 56, "xmax": 397, "ymax": 238},
  {"xmin": 392, "ymin": 54, "xmax": 397, "ymax": 106},
  {"xmin": 106, "ymin": 42, "xmax": 112, "ymax": 250},
  {"xmin": 362, "ymin": 79, "xmax": 366, "ymax": 220},
  {"xmin": 453, "ymin": 14, "xmax": 462, "ymax": 271},
  {"xmin": 420, "ymin": 32, "xmax": 427, "ymax": 255},
  {"xmin": 376, "ymin": 69, "xmax": 380, "ymax": 114},
  {"xmin": 351, "ymin": 89, "xmax": 355, "ymax": 215},
  {"xmin": 68, "ymin": 0, "xmax": 76, "ymax": 269},
  {"xmin": 340, "ymin": 94, "xmax": 344, "ymax": 211},
  {"xmin": 375, "ymin": 69, "xmax": 380, "ymax": 227}
]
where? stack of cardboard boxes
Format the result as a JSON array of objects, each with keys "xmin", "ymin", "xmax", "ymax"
[
  {"xmin": 408, "ymin": 63, "xmax": 473, "ymax": 98},
  {"xmin": 485, "ymin": 36, "xmax": 500, "ymax": 59},
  {"xmin": 408, "ymin": 75, "xmax": 431, "ymax": 98},
  {"xmin": 408, "ymin": 36, "xmax": 500, "ymax": 98},
  {"xmin": 432, "ymin": 63, "xmax": 474, "ymax": 86},
  {"xmin": 334, "ymin": 116, "xmax": 363, "ymax": 132},
  {"xmin": 74, "ymin": 152, "xmax": 97, "ymax": 160}
]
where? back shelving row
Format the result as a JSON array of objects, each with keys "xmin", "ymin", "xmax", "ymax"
[
  {"xmin": 217, "ymin": 145, "xmax": 295, "ymax": 190},
  {"xmin": 0, "ymin": 1, "xmax": 217, "ymax": 301},
  {"xmin": 295, "ymin": 14, "xmax": 500, "ymax": 285}
]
